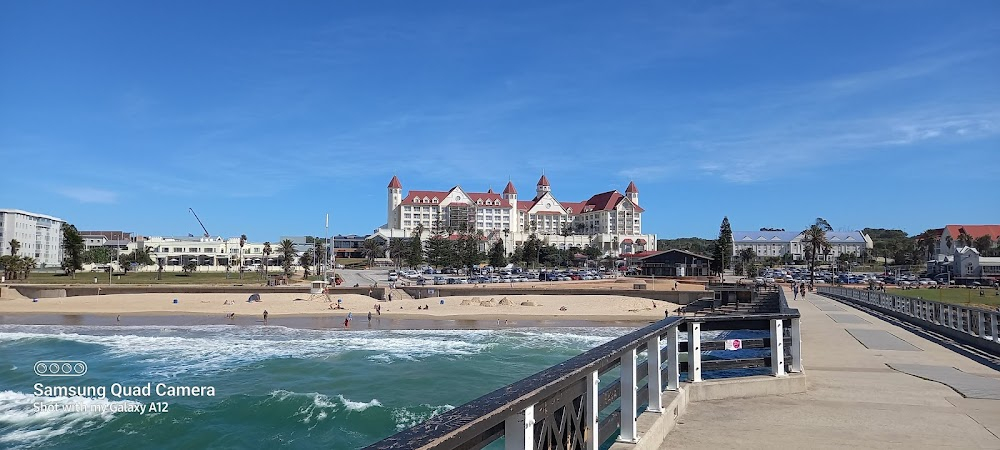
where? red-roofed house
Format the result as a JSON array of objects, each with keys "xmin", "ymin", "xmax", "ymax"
[
  {"xmin": 375, "ymin": 174, "xmax": 656, "ymax": 258},
  {"xmin": 938, "ymin": 225, "xmax": 1000, "ymax": 256}
]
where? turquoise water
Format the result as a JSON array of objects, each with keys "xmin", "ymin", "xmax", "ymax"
[{"xmin": 0, "ymin": 324, "xmax": 633, "ymax": 449}]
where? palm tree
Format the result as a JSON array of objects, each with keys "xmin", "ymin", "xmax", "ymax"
[
  {"xmin": 361, "ymin": 239, "xmax": 385, "ymax": 268},
  {"xmin": 9, "ymin": 239, "xmax": 20, "ymax": 256},
  {"xmin": 958, "ymin": 229, "xmax": 974, "ymax": 248},
  {"xmin": 279, "ymin": 239, "xmax": 296, "ymax": 276},
  {"xmin": 239, "ymin": 234, "xmax": 247, "ymax": 279},
  {"xmin": 262, "ymin": 242, "xmax": 271, "ymax": 280},
  {"xmin": 945, "ymin": 235, "xmax": 954, "ymax": 252},
  {"xmin": 738, "ymin": 248, "xmax": 757, "ymax": 276},
  {"xmin": 801, "ymin": 218, "xmax": 832, "ymax": 285}
]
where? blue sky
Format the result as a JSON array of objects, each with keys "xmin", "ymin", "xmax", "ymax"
[{"xmin": 2, "ymin": 1, "xmax": 998, "ymax": 241}]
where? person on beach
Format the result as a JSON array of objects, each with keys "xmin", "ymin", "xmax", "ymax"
[
  {"xmin": 263, "ymin": 310, "xmax": 269, "ymax": 322},
  {"xmin": 368, "ymin": 311, "xmax": 372, "ymax": 322}
]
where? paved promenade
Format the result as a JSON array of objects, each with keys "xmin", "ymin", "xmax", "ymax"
[{"xmin": 660, "ymin": 287, "xmax": 1000, "ymax": 449}]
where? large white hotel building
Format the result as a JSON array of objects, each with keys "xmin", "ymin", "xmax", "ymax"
[{"xmin": 374, "ymin": 175, "xmax": 656, "ymax": 256}]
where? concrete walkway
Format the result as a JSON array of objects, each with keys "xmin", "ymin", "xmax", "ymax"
[{"xmin": 660, "ymin": 287, "xmax": 1000, "ymax": 449}]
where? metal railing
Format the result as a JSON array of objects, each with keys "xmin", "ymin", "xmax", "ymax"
[
  {"xmin": 817, "ymin": 286, "xmax": 1000, "ymax": 352},
  {"xmin": 366, "ymin": 290, "xmax": 801, "ymax": 450}
]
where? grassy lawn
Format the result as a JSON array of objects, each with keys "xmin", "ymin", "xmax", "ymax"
[
  {"xmin": 887, "ymin": 287, "xmax": 1000, "ymax": 307},
  {"xmin": 16, "ymin": 271, "xmax": 271, "ymax": 285}
]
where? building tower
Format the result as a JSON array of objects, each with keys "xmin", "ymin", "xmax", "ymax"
[
  {"xmin": 387, "ymin": 175, "xmax": 402, "ymax": 229},
  {"xmin": 503, "ymin": 180, "xmax": 518, "ymax": 238},
  {"xmin": 625, "ymin": 180, "xmax": 638, "ymax": 205},
  {"xmin": 535, "ymin": 174, "xmax": 551, "ymax": 198}
]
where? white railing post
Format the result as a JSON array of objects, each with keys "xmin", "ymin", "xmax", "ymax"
[
  {"xmin": 505, "ymin": 405, "xmax": 534, "ymax": 450},
  {"xmin": 993, "ymin": 314, "xmax": 1000, "ymax": 343},
  {"xmin": 688, "ymin": 322, "xmax": 702, "ymax": 383},
  {"xmin": 666, "ymin": 326, "xmax": 680, "ymax": 391},
  {"xmin": 618, "ymin": 348, "xmax": 638, "ymax": 443},
  {"xmin": 585, "ymin": 370, "xmax": 599, "ymax": 450},
  {"xmin": 770, "ymin": 319, "xmax": 786, "ymax": 377},
  {"xmin": 943, "ymin": 305, "xmax": 950, "ymax": 328},
  {"xmin": 647, "ymin": 336, "xmax": 663, "ymax": 413},
  {"xmin": 789, "ymin": 318, "xmax": 803, "ymax": 373},
  {"xmin": 979, "ymin": 311, "xmax": 986, "ymax": 339}
]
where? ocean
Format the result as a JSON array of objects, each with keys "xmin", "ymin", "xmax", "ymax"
[
  {"xmin": 0, "ymin": 322, "xmax": 767, "ymax": 449},
  {"xmin": 0, "ymin": 323, "xmax": 638, "ymax": 449}
]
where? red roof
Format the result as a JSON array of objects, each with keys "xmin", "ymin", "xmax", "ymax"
[
  {"xmin": 467, "ymin": 192, "xmax": 505, "ymax": 204},
  {"xmin": 559, "ymin": 201, "xmax": 587, "ymax": 214},
  {"xmin": 944, "ymin": 225, "xmax": 1000, "ymax": 241},
  {"xmin": 537, "ymin": 174, "xmax": 550, "ymax": 186},
  {"xmin": 400, "ymin": 190, "xmax": 448, "ymax": 205},
  {"xmin": 636, "ymin": 238, "xmax": 647, "ymax": 244},
  {"xmin": 625, "ymin": 181, "xmax": 638, "ymax": 193},
  {"xmin": 517, "ymin": 200, "xmax": 534, "ymax": 211},
  {"xmin": 387, "ymin": 175, "xmax": 402, "ymax": 189},
  {"xmin": 503, "ymin": 181, "xmax": 517, "ymax": 195},
  {"xmin": 582, "ymin": 190, "xmax": 645, "ymax": 213},
  {"xmin": 621, "ymin": 238, "xmax": 633, "ymax": 244}
]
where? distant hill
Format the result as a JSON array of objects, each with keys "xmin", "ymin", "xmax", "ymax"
[{"xmin": 656, "ymin": 237, "xmax": 714, "ymax": 255}]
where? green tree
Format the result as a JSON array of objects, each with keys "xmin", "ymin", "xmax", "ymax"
[
  {"xmin": 457, "ymin": 231, "xmax": 485, "ymax": 273},
  {"xmin": 182, "ymin": 261, "xmax": 198, "ymax": 274},
  {"xmin": 239, "ymin": 234, "xmax": 247, "ymax": 279},
  {"xmin": 299, "ymin": 250, "xmax": 314, "ymax": 277},
  {"xmin": 262, "ymin": 241, "xmax": 272, "ymax": 280},
  {"xmin": 974, "ymin": 234, "xmax": 993, "ymax": 254},
  {"xmin": 710, "ymin": 217, "xmax": 733, "ymax": 275},
  {"xmin": 279, "ymin": 239, "xmax": 297, "ymax": 276},
  {"xmin": 511, "ymin": 244, "xmax": 525, "ymax": 266},
  {"xmin": 406, "ymin": 225, "xmax": 425, "ymax": 268},
  {"xmin": 957, "ymin": 229, "xmax": 974, "ymax": 248},
  {"xmin": 489, "ymin": 239, "xmax": 507, "ymax": 268},
  {"xmin": 388, "ymin": 238, "xmax": 406, "ymax": 269},
  {"xmin": 738, "ymin": 247, "xmax": 757, "ymax": 276},
  {"xmin": 361, "ymin": 238, "xmax": 385, "ymax": 268},
  {"xmin": 19, "ymin": 256, "xmax": 36, "ymax": 279},
  {"xmin": 61, "ymin": 223, "xmax": 85, "ymax": 277},
  {"xmin": 425, "ymin": 234, "xmax": 454, "ymax": 269},
  {"xmin": 9, "ymin": 239, "xmax": 21, "ymax": 256},
  {"xmin": 314, "ymin": 240, "xmax": 325, "ymax": 274},
  {"xmin": 118, "ymin": 246, "xmax": 153, "ymax": 274},
  {"xmin": 523, "ymin": 234, "xmax": 542, "ymax": 268},
  {"xmin": 83, "ymin": 247, "xmax": 112, "ymax": 264},
  {"xmin": 802, "ymin": 218, "xmax": 833, "ymax": 285}
]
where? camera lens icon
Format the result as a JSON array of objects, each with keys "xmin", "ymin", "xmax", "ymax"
[{"xmin": 34, "ymin": 360, "xmax": 87, "ymax": 377}]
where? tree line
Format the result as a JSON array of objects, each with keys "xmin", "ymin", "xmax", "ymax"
[{"xmin": 363, "ymin": 225, "xmax": 608, "ymax": 272}]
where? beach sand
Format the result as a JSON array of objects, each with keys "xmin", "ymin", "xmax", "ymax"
[{"xmin": 0, "ymin": 291, "xmax": 677, "ymax": 322}]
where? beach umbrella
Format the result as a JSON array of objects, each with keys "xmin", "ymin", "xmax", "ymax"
[{"xmin": 248, "ymin": 293, "xmax": 261, "ymax": 302}]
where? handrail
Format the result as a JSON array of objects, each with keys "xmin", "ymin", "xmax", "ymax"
[
  {"xmin": 366, "ymin": 287, "xmax": 802, "ymax": 450},
  {"xmin": 368, "ymin": 316, "xmax": 684, "ymax": 449},
  {"xmin": 817, "ymin": 286, "xmax": 1000, "ymax": 354}
]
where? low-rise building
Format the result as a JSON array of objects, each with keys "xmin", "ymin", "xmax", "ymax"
[
  {"xmin": 951, "ymin": 247, "xmax": 1000, "ymax": 280},
  {"xmin": 638, "ymin": 249, "xmax": 713, "ymax": 277},
  {"xmin": 732, "ymin": 230, "xmax": 872, "ymax": 262},
  {"xmin": 142, "ymin": 236, "xmax": 299, "ymax": 272}
]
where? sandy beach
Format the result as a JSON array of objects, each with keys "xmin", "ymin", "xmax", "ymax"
[{"xmin": 0, "ymin": 290, "xmax": 677, "ymax": 322}]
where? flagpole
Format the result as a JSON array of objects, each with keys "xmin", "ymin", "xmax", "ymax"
[{"xmin": 325, "ymin": 213, "xmax": 330, "ymax": 281}]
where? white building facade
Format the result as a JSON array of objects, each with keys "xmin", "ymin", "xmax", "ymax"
[
  {"xmin": 141, "ymin": 236, "xmax": 298, "ymax": 272},
  {"xmin": 0, "ymin": 209, "xmax": 65, "ymax": 268},
  {"xmin": 733, "ymin": 230, "xmax": 873, "ymax": 262},
  {"xmin": 951, "ymin": 247, "xmax": 1000, "ymax": 279},
  {"xmin": 375, "ymin": 175, "xmax": 656, "ymax": 256}
]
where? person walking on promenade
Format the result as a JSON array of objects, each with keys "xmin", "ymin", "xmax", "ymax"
[{"xmin": 793, "ymin": 285, "xmax": 799, "ymax": 300}]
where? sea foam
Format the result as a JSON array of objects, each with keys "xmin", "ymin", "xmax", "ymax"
[{"xmin": 0, "ymin": 390, "xmax": 141, "ymax": 448}]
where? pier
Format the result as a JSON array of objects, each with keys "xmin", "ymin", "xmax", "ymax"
[{"xmin": 367, "ymin": 282, "xmax": 1000, "ymax": 448}]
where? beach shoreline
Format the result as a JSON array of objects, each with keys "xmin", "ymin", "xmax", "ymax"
[
  {"xmin": 0, "ymin": 312, "xmax": 654, "ymax": 330},
  {"xmin": 0, "ymin": 291, "xmax": 677, "ymax": 328}
]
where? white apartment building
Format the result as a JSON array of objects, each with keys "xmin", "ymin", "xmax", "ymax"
[
  {"xmin": 0, "ymin": 209, "xmax": 65, "ymax": 268},
  {"xmin": 950, "ymin": 247, "xmax": 1000, "ymax": 279},
  {"xmin": 142, "ymin": 236, "xmax": 298, "ymax": 272},
  {"xmin": 733, "ymin": 230, "xmax": 873, "ymax": 262},
  {"xmin": 374, "ymin": 175, "xmax": 656, "ymax": 256}
]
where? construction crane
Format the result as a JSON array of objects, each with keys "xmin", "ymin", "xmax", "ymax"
[{"xmin": 189, "ymin": 208, "xmax": 211, "ymax": 238}]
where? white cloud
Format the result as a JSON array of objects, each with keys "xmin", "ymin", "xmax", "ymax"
[{"xmin": 55, "ymin": 187, "xmax": 119, "ymax": 204}]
